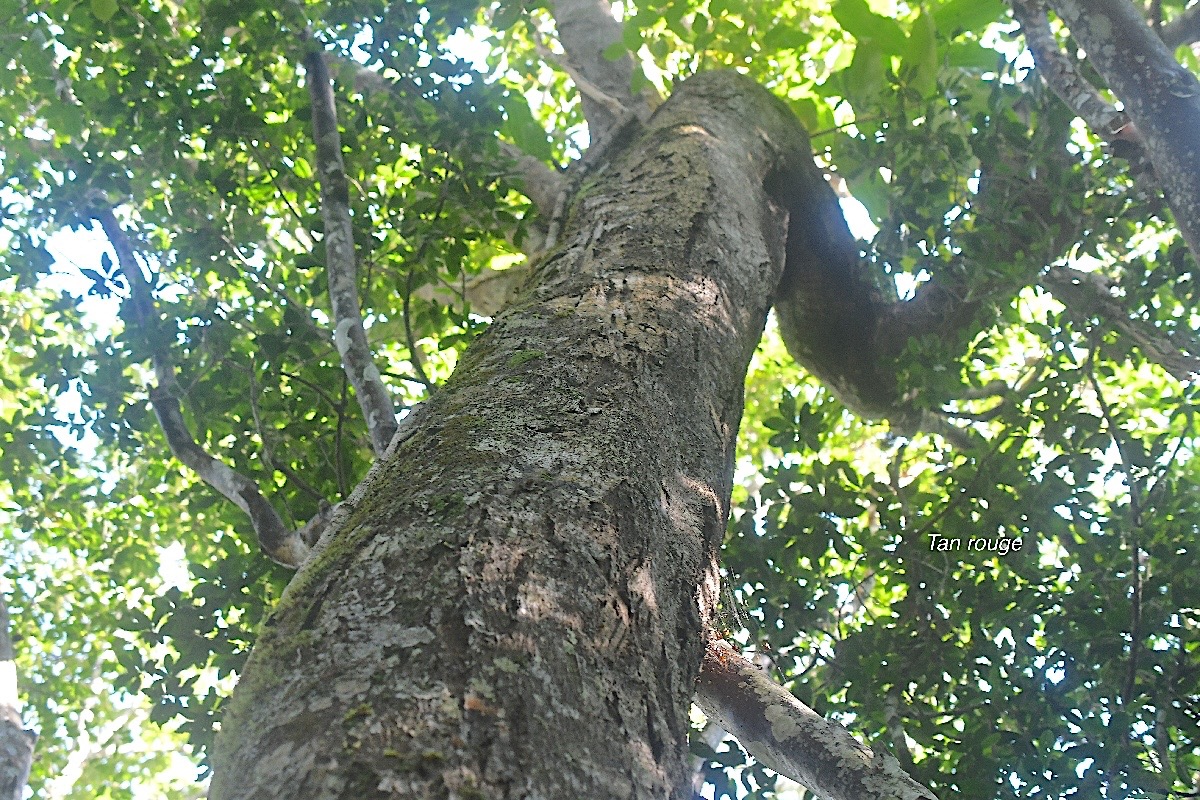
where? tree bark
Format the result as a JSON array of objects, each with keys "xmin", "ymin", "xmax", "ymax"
[
  {"xmin": 209, "ymin": 70, "xmax": 815, "ymax": 799},
  {"xmin": 0, "ymin": 595, "xmax": 33, "ymax": 800},
  {"xmin": 1044, "ymin": 0, "xmax": 1200, "ymax": 258}
]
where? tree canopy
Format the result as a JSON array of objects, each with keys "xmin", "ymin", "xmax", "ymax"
[{"xmin": 2, "ymin": 0, "xmax": 1199, "ymax": 797}]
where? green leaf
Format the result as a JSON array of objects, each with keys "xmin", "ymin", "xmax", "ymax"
[
  {"xmin": 905, "ymin": 6, "xmax": 938, "ymax": 96},
  {"xmin": 500, "ymin": 94, "xmax": 553, "ymax": 162},
  {"xmin": 91, "ymin": 0, "xmax": 119, "ymax": 21},
  {"xmin": 933, "ymin": 0, "xmax": 1008, "ymax": 37},
  {"xmin": 602, "ymin": 41, "xmax": 627, "ymax": 61},
  {"xmin": 833, "ymin": 0, "xmax": 908, "ymax": 55}
]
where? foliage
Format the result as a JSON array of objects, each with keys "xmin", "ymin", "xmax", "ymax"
[{"xmin": 2, "ymin": 0, "xmax": 1198, "ymax": 796}]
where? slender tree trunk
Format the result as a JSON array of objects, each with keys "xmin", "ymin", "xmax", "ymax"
[{"xmin": 209, "ymin": 71, "xmax": 814, "ymax": 800}]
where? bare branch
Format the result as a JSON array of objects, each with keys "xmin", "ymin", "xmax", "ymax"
[
  {"xmin": 94, "ymin": 208, "xmax": 311, "ymax": 568},
  {"xmin": 302, "ymin": 47, "xmax": 398, "ymax": 456},
  {"xmin": 1042, "ymin": 267, "xmax": 1200, "ymax": 381},
  {"xmin": 1161, "ymin": 2, "xmax": 1200, "ymax": 48},
  {"xmin": 695, "ymin": 639, "xmax": 938, "ymax": 800},
  {"xmin": 533, "ymin": 38, "xmax": 630, "ymax": 120},
  {"xmin": 772, "ymin": 145, "xmax": 980, "ymax": 445}
]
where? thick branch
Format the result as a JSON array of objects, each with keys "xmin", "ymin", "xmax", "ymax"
[
  {"xmin": 771, "ymin": 149, "xmax": 977, "ymax": 425},
  {"xmin": 0, "ymin": 594, "xmax": 34, "ymax": 800},
  {"xmin": 94, "ymin": 208, "xmax": 311, "ymax": 568},
  {"xmin": 1044, "ymin": 0, "xmax": 1200, "ymax": 258},
  {"xmin": 1010, "ymin": 0, "xmax": 1131, "ymax": 140},
  {"xmin": 1161, "ymin": 2, "xmax": 1200, "ymax": 48},
  {"xmin": 303, "ymin": 48, "xmax": 398, "ymax": 456},
  {"xmin": 547, "ymin": 0, "xmax": 652, "ymax": 142},
  {"xmin": 696, "ymin": 640, "xmax": 938, "ymax": 800},
  {"xmin": 1042, "ymin": 267, "xmax": 1200, "ymax": 380}
]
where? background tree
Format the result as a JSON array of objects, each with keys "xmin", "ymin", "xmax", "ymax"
[{"xmin": 1, "ymin": 0, "xmax": 1199, "ymax": 797}]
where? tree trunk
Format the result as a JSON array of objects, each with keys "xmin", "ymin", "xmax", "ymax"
[{"xmin": 209, "ymin": 71, "xmax": 814, "ymax": 800}]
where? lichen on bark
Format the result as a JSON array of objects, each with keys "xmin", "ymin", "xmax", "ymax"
[{"xmin": 210, "ymin": 70, "xmax": 817, "ymax": 800}]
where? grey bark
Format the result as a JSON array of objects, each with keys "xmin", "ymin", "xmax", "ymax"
[
  {"xmin": 1010, "ymin": 0, "xmax": 1129, "ymax": 140},
  {"xmin": 1161, "ymin": 2, "xmax": 1200, "ymax": 48},
  {"xmin": 1044, "ymin": 0, "xmax": 1200, "ymax": 258},
  {"xmin": 696, "ymin": 640, "xmax": 937, "ymax": 800},
  {"xmin": 1042, "ymin": 267, "xmax": 1200, "ymax": 380},
  {"xmin": 304, "ymin": 48, "xmax": 399, "ymax": 456},
  {"xmin": 209, "ymin": 70, "xmax": 813, "ymax": 800},
  {"xmin": 548, "ymin": 0, "xmax": 654, "ymax": 141}
]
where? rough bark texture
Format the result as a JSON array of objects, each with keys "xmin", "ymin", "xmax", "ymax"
[
  {"xmin": 696, "ymin": 641, "xmax": 937, "ymax": 800},
  {"xmin": 209, "ymin": 70, "xmax": 814, "ymax": 800},
  {"xmin": 1045, "ymin": 0, "xmax": 1200, "ymax": 258}
]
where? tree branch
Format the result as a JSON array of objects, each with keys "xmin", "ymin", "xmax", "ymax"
[
  {"xmin": 546, "ymin": 0, "xmax": 654, "ymax": 142},
  {"xmin": 1043, "ymin": 0, "xmax": 1200, "ymax": 258},
  {"xmin": 695, "ymin": 639, "xmax": 938, "ymax": 800},
  {"xmin": 1010, "ymin": 0, "xmax": 1134, "ymax": 142},
  {"xmin": 1161, "ymin": 1, "xmax": 1200, "ymax": 48},
  {"xmin": 1041, "ymin": 267, "xmax": 1200, "ymax": 381},
  {"xmin": 770, "ymin": 141, "xmax": 979, "ymax": 439},
  {"xmin": 94, "ymin": 207, "xmax": 311, "ymax": 568},
  {"xmin": 302, "ymin": 47, "xmax": 398, "ymax": 456}
]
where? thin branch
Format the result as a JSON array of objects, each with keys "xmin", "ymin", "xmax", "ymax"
[
  {"xmin": 246, "ymin": 364, "xmax": 326, "ymax": 506},
  {"xmin": 334, "ymin": 374, "xmax": 351, "ymax": 499},
  {"xmin": 400, "ymin": 182, "xmax": 451, "ymax": 390},
  {"xmin": 246, "ymin": 141, "xmax": 315, "ymax": 250},
  {"xmin": 1042, "ymin": 267, "xmax": 1200, "ymax": 381},
  {"xmin": 533, "ymin": 38, "xmax": 630, "ymax": 120},
  {"xmin": 1043, "ymin": 0, "xmax": 1200, "ymax": 259},
  {"xmin": 884, "ymin": 689, "xmax": 917, "ymax": 774},
  {"xmin": 215, "ymin": 231, "xmax": 327, "ymax": 342},
  {"xmin": 1084, "ymin": 353, "xmax": 1145, "ymax": 526},
  {"xmin": 403, "ymin": 265, "xmax": 433, "ymax": 389},
  {"xmin": 1084, "ymin": 353, "xmax": 1145, "ymax": 705},
  {"xmin": 302, "ymin": 46, "xmax": 398, "ymax": 456},
  {"xmin": 94, "ymin": 207, "xmax": 310, "ymax": 568},
  {"xmin": 695, "ymin": 639, "xmax": 938, "ymax": 800}
]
